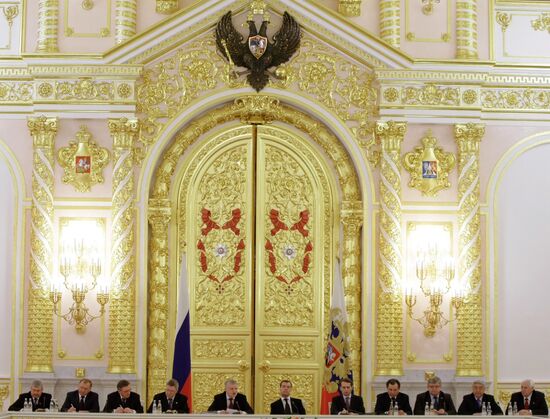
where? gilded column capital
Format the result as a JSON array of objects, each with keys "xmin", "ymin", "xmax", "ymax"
[
  {"xmin": 28, "ymin": 116, "xmax": 58, "ymax": 148},
  {"xmin": 376, "ymin": 121, "xmax": 407, "ymax": 151},
  {"xmin": 148, "ymin": 200, "xmax": 172, "ymax": 228},
  {"xmin": 340, "ymin": 201, "xmax": 363, "ymax": 232},
  {"xmin": 454, "ymin": 123, "xmax": 485, "ymax": 153},
  {"xmin": 108, "ymin": 118, "xmax": 139, "ymax": 149}
]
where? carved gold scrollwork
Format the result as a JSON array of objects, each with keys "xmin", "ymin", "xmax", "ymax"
[
  {"xmin": 193, "ymin": 340, "xmax": 245, "ymax": 359},
  {"xmin": 532, "ymin": 13, "xmax": 550, "ymax": 34},
  {"xmin": 263, "ymin": 340, "xmax": 314, "ymax": 360},
  {"xmin": 338, "ymin": 0, "xmax": 362, "ymax": 17},
  {"xmin": 0, "ymin": 384, "xmax": 9, "ymax": 411},
  {"xmin": 57, "ymin": 126, "xmax": 110, "ymax": 192},
  {"xmin": 496, "ymin": 12, "xmax": 512, "ymax": 33},
  {"xmin": 402, "ymin": 130, "xmax": 456, "ymax": 196},
  {"xmin": 454, "ymin": 123, "xmax": 484, "ymax": 376},
  {"xmin": 156, "ymin": 0, "xmax": 178, "ymax": 14}
]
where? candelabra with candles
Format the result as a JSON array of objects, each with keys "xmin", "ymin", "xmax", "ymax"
[
  {"xmin": 403, "ymin": 244, "xmax": 467, "ymax": 337},
  {"xmin": 50, "ymin": 239, "xmax": 109, "ymax": 333}
]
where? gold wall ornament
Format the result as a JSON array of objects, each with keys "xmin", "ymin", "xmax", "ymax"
[
  {"xmin": 148, "ymin": 96, "xmax": 362, "ymax": 401},
  {"xmin": 454, "ymin": 123, "xmax": 484, "ymax": 376},
  {"xmin": 422, "ymin": 0, "xmax": 440, "ymax": 16},
  {"xmin": 107, "ymin": 118, "xmax": 139, "ymax": 374},
  {"xmin": 37, "ymin": 0, "xmax": 59, "ymax": 52},
  {"xmin": 156, "ymin": 0, "xmax": 177, "ymax": 14},
  {"xmin": 496, "ymin": 12, "xmax": 512, "ymax": 33},
  {"xmin": 402, "ymin": 130, "xmax": 456, "ymax": 197},
  {"xmin": 338, "ymin": 0, "xmax": 362, "ymax": 17},
  {"xmin": 456, "ymin": 0, "xmax": 478, "ymax": 59},
  {"xmin": 26, "ymin": 116, "xmax": 58, "ymax": 372},
  {"xmin": 380, "ymin": 0, "xmax": 401, "ymax": 47},
  {"xmin": 57, "ymin": 126, "xmax": 110, "ymax": 192},
  {"xmin": 403, "ymin": 83, "xmax": 460, "ymax": 106},
  {"xmin": 135, "ymin": 36, "xmax": 378, "ymax": 161},
  {"xmin": 375, "ymin": 120, "xmax": 406, "ymax": 376},
  {"xmin": 0, "ymin": 384, "xmax": 8, "ymax": 410},
  {"xmin": 56, "ymin": 79, "xmax": 114, "ymax": 101},
  {"xmin": 115, "ymin": 0, "xmax": 136, "ymax": 44},
  {"xmin": 532, "ymin": 13, "xmax": 550, "ymax": 34},
  {"xmin": 81, "ymin": 0, "xmax": 94, "ymax": 10},
  {"xmin": 0, "ymin": 81, "xmax": 33, "ymax": 102}
]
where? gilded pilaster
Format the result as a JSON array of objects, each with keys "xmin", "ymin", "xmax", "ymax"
[
  {"xmin": 338, "ymin": 0, "xmax": 362, "ymax": 17},
  {"xmin": 37, "ymin": 0, "xmax": 59, "ymax": 52},
  {"xmin": 454, "ymin": 123, "xmax": 484, "ymax": 376},
  {"xmin": 115, "ymin": 0, "xmax": 137, "ymax": 45},
  {"xmin": 146, "ymin": 200, "xmax": 172, "ymax": 401},
  {"xmin": 375, "ymin": 121, "xmax": 406, "ymax": 375},
  {"xmin": 340, "ymin": 201, "xmax": 363, "ymax": 390},
  {"xmin": 456, "ymin": 0, "xmax": 478, "ymax": 59},
  {"xmin": 26, "ymin": 116, "xmax": 58, "ymax": 372},
  {"xmin": 156, "ymin": 0, "xmax": 178, "ymax": 14},
  {"xmin": 108, "ymin": 118, "xmax": 139, "ymax": 373},
  {"xmin": 379, "ymin": 0, "xmax": 401, "ymax": 48}
]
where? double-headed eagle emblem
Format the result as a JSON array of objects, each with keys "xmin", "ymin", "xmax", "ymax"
[{"xmin": 215, "ymin": 9, "xmax": 301, "ymax": 92}]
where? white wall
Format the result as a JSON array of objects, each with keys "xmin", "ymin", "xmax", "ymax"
[
  {"xmin": 497, "ymin": 141, "xmax": 550, "ymax": 381},
  {"xmin": 0, "ymin": 155, "xmax": 14, "ymax": 379}
]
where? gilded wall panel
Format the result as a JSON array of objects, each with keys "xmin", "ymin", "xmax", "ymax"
[
  {"xmin": 192, "ymin": 339, "xmax": 246, "ymax": 360},
  {"xmin": 263, "ymin": 340, "xmax": 315, "ymax": 361},
  {"xmin": 63, "ymin": 0, "xmax": 111, "ymax": 38}
]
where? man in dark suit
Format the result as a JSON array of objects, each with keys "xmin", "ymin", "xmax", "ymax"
[
  {"xmin": 330, "ymin": 378, "xmax": 366, "ymax": 415},
  {"xmin": 414, "ymin": 376, "xmax": 456, "ymax": 415},
  {"xmin": 375, "ymin": 378, "xmax": 413, "ymax": 415},
  {"xmin": 508, "ymin": 379, "xmax": 548, "ymax": 416},
  {"xmin": 8, "ymin": 380, "xmax": 52, "ymax": 411},
  {"xmin": 458, "ymin": 381, "xmax": 503, "ymax": 415},
  {"xmin": 60, "ymin": 378, "xmax": 100, "ymax": 412},
  {"xmin": 103, "ymin": 379, "xmax": 144, "ymax": 413},
  {"xmin": 147, "ymin": 378, "xmax": 189, "ymax": 413},
  {"xmin": 207, "ymin": 379, "xmax": 253, "ymax": 414},
  {"xmin": 270, "ymin": 379, "xmax": 306, "ymax": 414}
]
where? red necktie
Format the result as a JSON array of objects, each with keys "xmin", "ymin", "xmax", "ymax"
[{"xmin": 524, "ymin": 398, "xmax": 529, "ymax": 410}]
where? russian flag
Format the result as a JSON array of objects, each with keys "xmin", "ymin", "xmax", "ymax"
[{"xmin": 172, "ymin": 254, "xmax": 192, "ymax": 410}]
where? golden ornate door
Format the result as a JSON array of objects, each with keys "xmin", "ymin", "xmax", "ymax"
[{"xmin": 179, "ymin": 124, "xmax": 333, "ymax": 414}]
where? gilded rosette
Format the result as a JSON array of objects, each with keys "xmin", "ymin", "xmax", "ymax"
[
  {"xmin": 375, "ymin": 121, "xmax": 406, "ymax": 375},
  {"xmin": 454, "ymin": 123, "xmax": 484, "ymax": 375},
  {"xmin": 108, "ymin": 118, "xmax": 139, "ymax": 373},
  {"xmin": 380, "ymin": 0, "xmax": 401, "ymax": 47},
  {"xmin": 115, "ymin": 0, "xmax": 137, "ymax": 45},
  {"xmin": 456, "ymin": 0, "xmax": 478, "ymax": 59},
  {"xmin": 26, "ymin": 116, "xmax": 58, "ymax": 372},
  {"xmin": 37, "ymin": 0, "xmax": 59, "ymax": 52}
]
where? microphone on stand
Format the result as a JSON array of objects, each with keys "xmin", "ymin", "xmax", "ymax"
[
  {"xmin": 291, "ymin": 400, "xmax": 299, "ymax": 414},
  {"xmin": 234, "ymin": 400, "xmax": 242, "ymax": 414}
]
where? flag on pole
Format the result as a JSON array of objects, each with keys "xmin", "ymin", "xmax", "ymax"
[
  {"xmin": 172, "ymin": 254, "xmax": 192, "ymax": 410},
  {"xmin": 320, "ymin": 259, "xmax": 353, "ymax": 414}
]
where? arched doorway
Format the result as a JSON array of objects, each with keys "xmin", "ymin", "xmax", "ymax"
[{"xmin": 147, "ymin": 96, "xmax": 363, "ymax": 414}]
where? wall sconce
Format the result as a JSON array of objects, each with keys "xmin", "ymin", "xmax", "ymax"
[
  {"xmin": 404, "ymin": 223, "xmax": 468, "ymax": 337},
  {"xmin": 422, "ymin": 0, "xmax": 440, "ymax": 15},
  {"xmin": 50, "ymin": 219, "xmax": 109, "ymax": 333}
]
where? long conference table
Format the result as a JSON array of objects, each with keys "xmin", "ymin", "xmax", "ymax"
[{"xmin": 0, "ymin": 414, "xmax": 547, "ymax": 418}]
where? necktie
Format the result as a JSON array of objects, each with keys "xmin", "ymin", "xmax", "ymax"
[
  {"xmin": 284, "ymin": 398, "xmax": 291, "ymax": 414},
  {"xmin": 477, "ymin": 399, "xmax": 482, "ymax": 409},
  {"xmin": 121, "ymin": 398, "xmax": 127, "ymax": 407},
  {"xmin": 168, "ymin": 398, "xmax": 173, "ymax": 410},
  {"xmin": 345, "ymin": 397, "xmax": 351, "ymax": 411},
  {"xmin": 33, "ymin": 398, "xmax": 38, "ymax": 407},
  {"xmin": 391, "ymin": 398, "xmax": 396, "ymax": 408},
  {"xmin": 228, "ymin": 398, "xmax": 234, "ymax": 409},
  {"xmin": 79, "ymin": 396, "xmax": 86, "ymax": 410},
  {"xmin": 433, "ymin": 397, "xmax": 439, "ymax": 410},
  {"xmin": 524, "ymin": 398, "xmax": 529, "ymax": 410}
]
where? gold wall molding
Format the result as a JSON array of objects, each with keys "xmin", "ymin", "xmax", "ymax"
[
  {"xmin": 107, "ymin": 117, "xmax": 139, "ymax": 374},
  {"xmin": 263, "ymin": 340, "xmax": 315, "ymax": 360},
  {"xmin": 374, "ymin": 120, "xmax": 406, "ymax": 376},
  {"xmin": 156, "ymin": 0, "xmax": 178, "ymax": 14},
  {"xmin": 115, "ymin": 0, "xmax": 136, "ymax": 45},
  {"xmin": 454, "ymin": 123, "xmax": 484, "ymax": 376},
  {"xmin": 26, "ymin": 116, "xmax": 58, "ymax": 372},
  {"xmin": 456, "ymin": 0, "xmax": 478, "ymax": 59},
  {"xmin": 64, "ymin": 0, "xmax": 111, "ymax": 38},
  {"xmin": 496, "ymin": 12, "xmax": 512, "ymax": 32},
  {"xmin": 57, "ymin": 125, "xmax": 110, "ymax": 192},
  {"xmin": 0, "ymin": 4, "xmax": 19, "ymax": 51},
  {"xmin": 403, "ymin": 130, "xmax": 456, "ymax": 196},
  {"xmin": 338, "ymin": 0, "xmax": 362, "ymax": 17},
  {"xmin": 148, "ymin": 96, "xmax": 362, "ymax": 398},
  {"xmin": 193, "ymin": 339, "xmax": 246, "ymax": 359},
  {"xmin": 380, "ymin": 0, "xmax": 401, "ymax": 47},
  {"xmin": 37, "ymin": 0, "xmax": 59, "ymax": 52}
]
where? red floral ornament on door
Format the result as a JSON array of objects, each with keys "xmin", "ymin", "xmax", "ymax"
[
  {"xmin": 197, "ymin": 208, "xmax": 245, "ymax": 286},
  {"xmin": 265, "ymin": 209, "xmax": 313, "ymax": 284}
]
